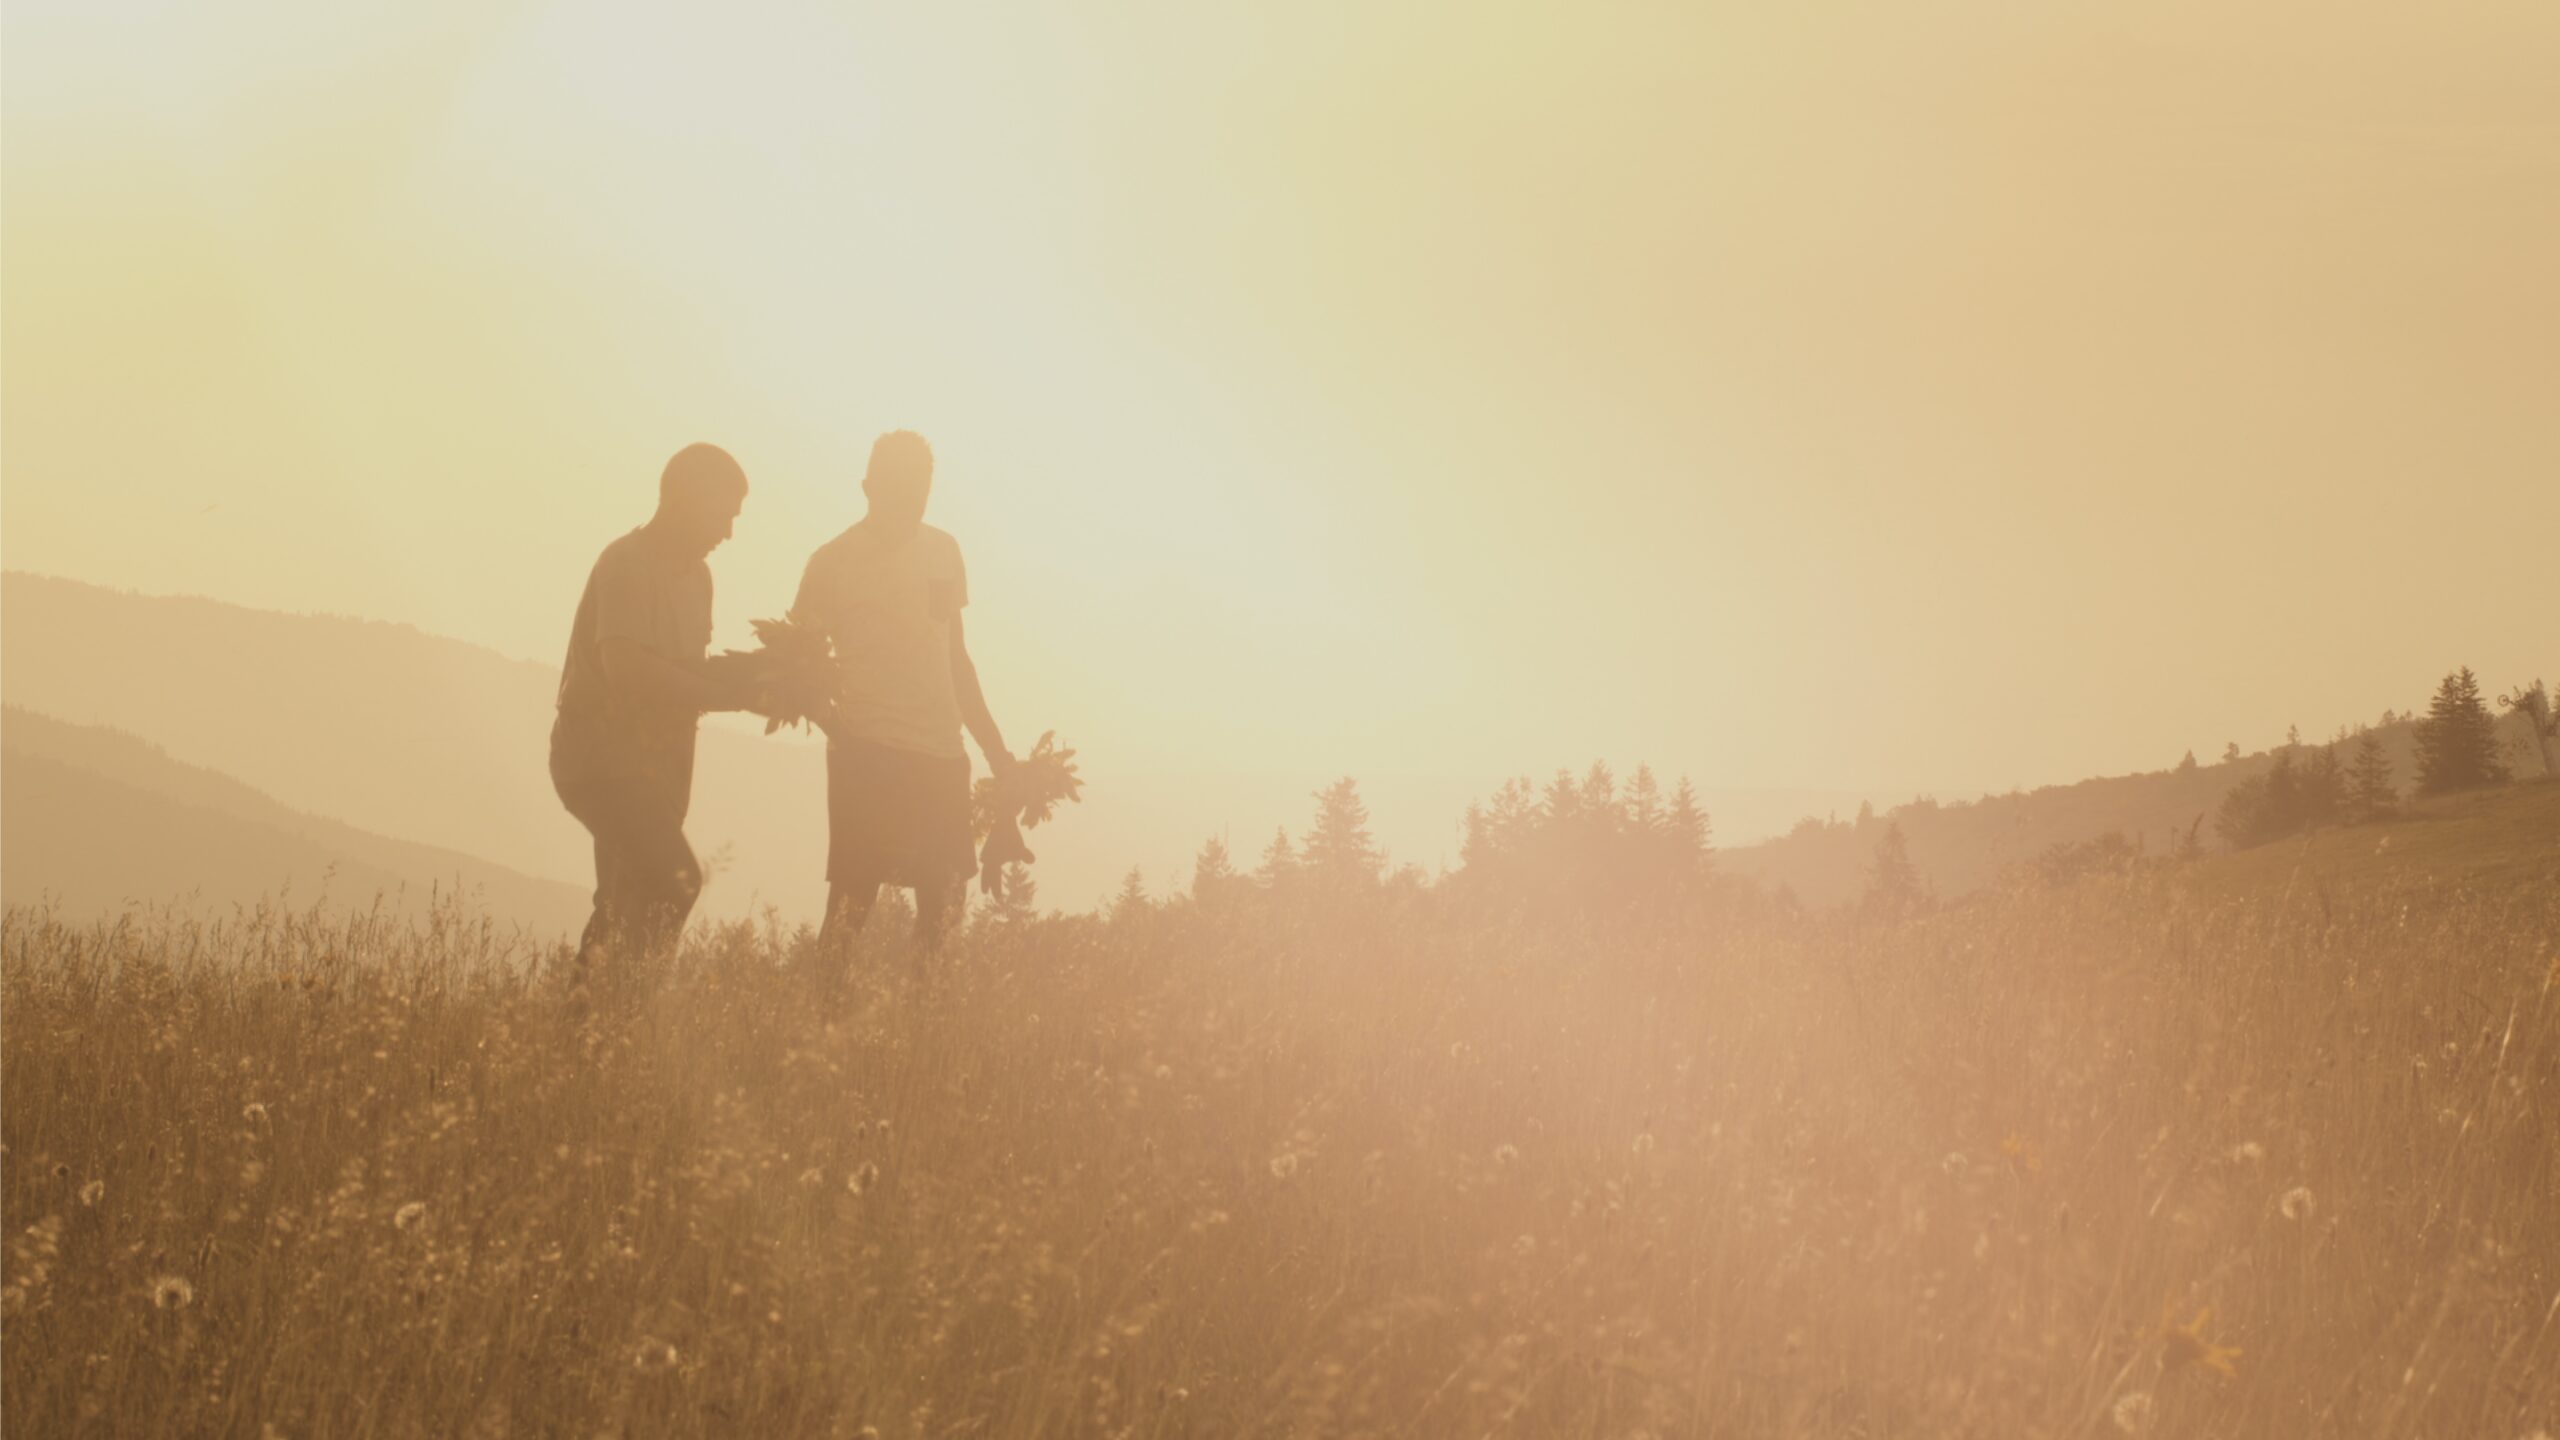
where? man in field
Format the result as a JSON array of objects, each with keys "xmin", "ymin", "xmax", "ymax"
[
  {"xmin": 795, "ymin": 430, "xmax": 1015, "ymax": 957},
  {"xmin": 551, "ymin": 442, "xmax": 752, "ymax": 967}
]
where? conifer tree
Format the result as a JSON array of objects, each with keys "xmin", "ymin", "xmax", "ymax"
[
  {"xmin": 1666, "ymin": 778, "xmax": 1712, "ymax": 864},
  {"xmin": 971, "ymin": 862, "xmax": 1038, "ymax": 928},
  {"xmin": 2348, "ymin": 733, "xmax": 2397, "ymax": 822},
  {"xmin": 1190, "ymin": 836, "xmax": 1239, "ymax": 906},
  {"xmin": 1581, "ymin": 761, "xmax": 1616, "ymax": 812},
  {"xmin": 1256, "ymin": 826, "xmax": 1301, "ymax": 891},
  {"xmin": 2176, "ymin": 749, "xmax": 2198, "ymax": 773},
  {"xmin": 2414, "ymin": 667, "xmax": 2510, "ymax": 796},
  {"xmin": 1302, "ymin": 777, "xmax": 1382, "ymax": 888},
  {"xmin": 1624, "ymin": 765, "xmax": 1665, "ymax": 836},
  {"xmin": 1111, "ymin": 866, "xmax": 1151, "ymax": 924},
  {"xmin": 1863, "ymin": 821, "xmax": 1923, "ymax": 917}
]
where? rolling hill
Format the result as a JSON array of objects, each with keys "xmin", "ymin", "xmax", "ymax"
[
  {"xmin": 1, "ymin": 708, "xmax": 591, "ymax": 932},
  {"xmin": 1710, "ymin": 715, "xmax": 2550, "ymax": 908},
  {"xmin": 0, "ymin": 571, "xmax": 831, "ymax": 919}
]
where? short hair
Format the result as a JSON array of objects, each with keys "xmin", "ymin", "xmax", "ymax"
[
  {"xmin": 865, "ymin": 430, "xmax": 934, "ymax": 487},
  {"xmin": 660, "ymin": 442, "xmax": 747, "ymax": 506}
]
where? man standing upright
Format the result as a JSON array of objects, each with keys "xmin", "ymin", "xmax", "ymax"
[
  {"xmin": 795, "ymin": 431, "xmax": 1014, "ymax": 956},
  {"xmin": 551, "ymin": 442, "xmax": 750, "ymax": 967}
]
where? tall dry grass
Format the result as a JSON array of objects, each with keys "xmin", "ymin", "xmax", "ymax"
[{"xmin": 3, "ymin": 870, "xmax": 2555, "ymax": 1438}]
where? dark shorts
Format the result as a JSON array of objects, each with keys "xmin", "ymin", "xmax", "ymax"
[{"xmin": 827, "ymin": 739, "xmax": 977, "ymax": 888}]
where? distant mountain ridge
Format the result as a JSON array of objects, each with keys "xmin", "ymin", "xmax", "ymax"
[
  {"xmin": 9, "ymin": 570, "xmax": 2534, "ymax": 918},
  {"xmin": 2, "ymin": 707, "xmax": 590, "ymax": 931},
  {"xmin": 0, "ymin": 571, "xmax": 831, "ymax": 919}
]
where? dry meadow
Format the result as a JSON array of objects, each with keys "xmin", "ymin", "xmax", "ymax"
[{"xmin": 4, "ymin": 856, "xmax": 2556, "ymax": 1438}]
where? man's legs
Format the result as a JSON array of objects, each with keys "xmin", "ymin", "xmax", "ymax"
[
  {"xmin": 817, "ymin": 872, "xmax": 959, "ymax": 966},
  {"xmin": 563, "ymin": 773, "xmax": 700, "ymax": 974},
  {"xmin": 912, "ymin": 874, "xmax": 958, "ymax": 954},
  {"xmin": 820, "ymin": 878, "xmax": 880, "ymax": 956},
  {"xmin": 616, "ymin": 814, "xmax": 703, "ymax": 959}
]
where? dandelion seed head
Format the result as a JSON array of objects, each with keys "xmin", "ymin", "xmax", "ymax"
[
  {"xmin": 78, "ymin": 1180, "xmax": 104, "ymax": 1208},
  {"xmin": 149, "ymin": 1274, "xmax": 194, "ymax": 1311},
  {"xmin": 2280, "ymin": 1186, "xmax": 2316, "ymax": 1221},
  {"xmin": 393, "ymin": 1201, "xmax": 427, "ymax": 1232}
]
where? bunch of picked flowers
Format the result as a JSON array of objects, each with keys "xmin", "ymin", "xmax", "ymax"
[
  {"xmin": 974, "ymin": 731, "xmax": 1083, "ymax": 896},
  {"xmin": 705, "ymin": 612, "xmax": 842, "ymax": 734}
]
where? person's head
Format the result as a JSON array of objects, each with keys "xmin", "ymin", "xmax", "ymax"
[
  {"xmin": 654, "ymin": 442, "xmax": 749, "ymax": 557},
  {"xmin": 861, "ymin": 430, "xmax": 934, "ymax": 535}
]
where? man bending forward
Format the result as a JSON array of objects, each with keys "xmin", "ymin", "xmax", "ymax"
[{"xmin": 796, "ymin": 430, "xmax": 1013, "ymax": 954}]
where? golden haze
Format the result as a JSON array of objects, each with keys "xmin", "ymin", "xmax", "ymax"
[{"xmin": 5, "ymin": 1, "xmax": 2557, "ymax": 897}]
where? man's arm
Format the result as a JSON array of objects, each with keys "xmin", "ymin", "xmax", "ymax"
[
  {"xmin": 948, "ymin": 612, "xmax": 1013, "ymax": 776},
  {"xmin": 600, "ymin": 636, "xmax": 728, "ymax": 713}
]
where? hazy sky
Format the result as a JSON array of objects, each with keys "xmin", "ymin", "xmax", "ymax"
[{"xmin": 7, "ymin": 1, "xmax": 2556, "ymax": 870}]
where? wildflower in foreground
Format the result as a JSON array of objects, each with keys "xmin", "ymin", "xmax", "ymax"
[
  {"xmin": 78, "ymin": 1180, "xmax": 104, "ymax": 1208},
  {"xmin": 1999, "ymin": 1132, "xmax": 2044, "ymax": 1174},
  {"xmin": 2279, "ymin": 1186, "xmax": 2316, "ymax": 1221},
  {"xmin": 393, "ymin": 1201, "xmax": 427, "ymax": 1232},
  {"xmin": 150, "ymin": 1275, "xmax": 195, "ymax": 1311},
  {"xmin": 2162, "ymin": 1305, "xmax": 2240, "ymax": 1378},
  {"xmin": 2110, "ymin": 1390, "xmax": 2154, "ymax": 1433}
]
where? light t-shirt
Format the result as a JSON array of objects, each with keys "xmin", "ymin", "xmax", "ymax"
[{"xmin": 793, "ymin": 521, "xmax": 968, "ymax": 760}]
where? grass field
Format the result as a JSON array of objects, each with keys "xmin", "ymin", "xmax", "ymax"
[{"xmin": 4, "ymin": 802, "xmax": 2556, "ymax": 1438}]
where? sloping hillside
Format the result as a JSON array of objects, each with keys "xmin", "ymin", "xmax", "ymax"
[
  {"xmin": 0, "ymin": 572, "xmax": 830, "ymax": 919},
  {"xmin": 1723, "ymin": 712, "xmax": 2552, "ymax": 908},
  {"xmin": 2, "ymin": 709, "xmax": 591, "ymax": 932},
  {"xmin": 2176, "ymin": 776, "xmax": 2560, "ymax": 901}
]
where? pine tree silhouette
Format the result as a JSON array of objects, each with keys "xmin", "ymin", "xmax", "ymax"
[
  {"xmin": 1190, "ymin": 835, "xmax": 1239, "ymax": 906},
  {"xmin": 1666, "ymin": 779, "xmax": 1712, "ymax": 864},
  {"xmin": 1111, "ymin": 866, "xmax": 1151, "ymax": 924},
  {"xmin": 2348, "ymin": 733, "xmax": 2397, "ymax": 822},
  {"xmin": 1863, "ymin": 821, "xmax": 1923, "ymax": 917},
  {"xmin": 1302, "ymin": 778, "xmax": 1382, "ymax": 888},
  {"xmin": 2414, "ymin": 667, "xmax": 2510, "ymax": 796},
  {"xmin": 1624, "ymin": 765, "xmax": 1665, "ymax": 837},
  {"xmin": 1256, "ymin": 827, "xmax": 1300, "ymax": 891}
]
